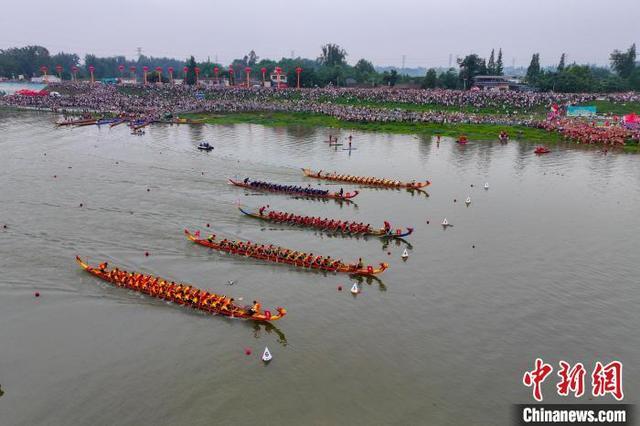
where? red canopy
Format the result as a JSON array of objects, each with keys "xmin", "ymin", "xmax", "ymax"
[
  {"xmin": 15, "ymin": 89, "xmax": 49, "ymax": 97},
  {"xmin": 623, "ymin": 113, "xmax": 640, "ymax": 124}
]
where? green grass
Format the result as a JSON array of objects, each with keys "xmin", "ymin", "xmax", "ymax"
[
  {"xmin": 183, "ymin": 111, "xmax": 560, "ymax": 142},
  {"xmin": 577, "ymin": 100, "xmax": 640, "ymax": 115},
  {"xmin": 322, "ymin": 97, "xmax": 549, "ymax": 116}
]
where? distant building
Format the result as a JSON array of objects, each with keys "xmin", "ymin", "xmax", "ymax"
[
  {"xmin": 472, "ymin": 75, "xmax": 531, "ymax": 91},
  {"xmin": 31, "ymin": 75, "xmax": 61, "ymax": 84}
]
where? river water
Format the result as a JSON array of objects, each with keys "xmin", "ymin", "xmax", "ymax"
[{"xmin": 1, "ymin": 110, "xmax": 638, "ymax": 425}]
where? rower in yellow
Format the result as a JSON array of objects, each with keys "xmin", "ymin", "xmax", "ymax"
[{"xmin": 249, "ymin": 300, "xmax": 261, "ymax": 316}]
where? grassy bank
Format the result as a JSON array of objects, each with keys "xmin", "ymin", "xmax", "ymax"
[{"xmin": 183, "ymin": 111, "xmax": 561, "ymax": 142}]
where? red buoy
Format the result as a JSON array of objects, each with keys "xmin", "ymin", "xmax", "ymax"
[
  {"xmin": 34, "ymin": 292, "xmax": 40, "ymax": 297},
  {"xmin": 426, "ymin": 220, "xmax": 430, "ymax": 224},
  {"xmin": 337, "ymin": 285, "xmax": 343, "ymax": 291},
  {"xmin": 146, "ymin": 188, "xmax": 150, "ymax": 192},
  {"xmin": 244, "ymin": 348, "xmax": 252, "ymax": 355},
  {"xmin": 79, "ymin": 203, "xmax": 83, "ymax": 207},
  {"xmin": 206, "ymin": 223, "xmax": 210, "ymax": 227},
  {"xmin": 145, "ymin": 252, "xmax": 149, "ymax": 257}
]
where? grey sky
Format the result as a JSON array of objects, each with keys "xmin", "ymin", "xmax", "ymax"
[{"xmin": 1, "ymin": 0, "xmax": 637, "ymax": 67}]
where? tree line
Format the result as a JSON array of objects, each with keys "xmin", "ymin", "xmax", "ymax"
[
  {"xmin": 420, "ymin": 44, "xmax": 639, "ymax": 92},
  {"xmin": 1, "ymin": 43, "xmax": 638, "ymax": 92}
]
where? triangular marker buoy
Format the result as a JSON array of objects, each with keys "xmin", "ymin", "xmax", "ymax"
[
  {"xmin": 484, "ymin": 182, "xmax": 489, "ymax": 190},
  {"xmin": 442, "ymin": 218, "xmax": 449, "ymax": 226},
  {"xmin": 350, "ymin": 283, "xmax": 359, "ymax": 294},
  {"xmin": 262, "ymin": 347, "xmax": 272, "ymax": 362},
  {"xmin": 465, "ymin": 196, "xmax": 471, "ymax": 204},
  {"xmin": 402, "ymin": 249, "xmax": 409, "ymax": 259}
]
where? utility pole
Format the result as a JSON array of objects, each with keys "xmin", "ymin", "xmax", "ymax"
[{"xmin": 402, "ymin": 55, "xmax": 406, "ymax": 73}]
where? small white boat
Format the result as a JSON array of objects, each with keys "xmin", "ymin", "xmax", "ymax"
[
  {"xmin": 442, "ymin": 218, "xmax": 449, "ymax": 226},
  {"xmin": 262, "ymin": 347, "xmax": 272, "ymax": 362},
  {"xmin": 484, "ymin": 182, "xmax": 489, "ymax": 190},
  {"xmin": 401, "ymin": 249, "xmax": 409, "ymax": 259},
  {"xmin": 465, "ymin": 196, "xmax": 471, "ymax": 204},
  {"xmin": 350, "ymin": 283, "xmax": 359, "ymax": 294}
]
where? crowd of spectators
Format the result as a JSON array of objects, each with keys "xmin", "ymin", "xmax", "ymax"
[{"xmin": 1, "ymin": 82, "xmax": 638, "ymax": 145}]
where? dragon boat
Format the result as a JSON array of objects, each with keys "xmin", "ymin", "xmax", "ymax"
[
  {"xmin": 184, "ymin": 230, "xmax": 388, "ymax": 276},
  {"xmin": 302, "ymin": 168, "xmax": 430, "ymax": 189},
  {"xmin": 229, "ymin": 178, "xmax": 358, "ymax": 201},
  {"xmin": 76, "ymin": 256, "xmax": 285, "ymax": 322},
  {"xmin": 238, "ymin": 206, "xmax": 413, "ymax": 238}
]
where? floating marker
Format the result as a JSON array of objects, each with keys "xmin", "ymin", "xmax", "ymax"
[
  {"xmin": 402, "ymin": 249, "xmax": 409, "ymax": 259},
  {"xmin": 442, "ymin": 218, "xmax": 449, "ymax": 226},
  {"xmin": 337, "ymin": 285, "xmax": 343, "ymax": 291},
  {"xmin": 34, "ymin": 292, "xmax": 40, "ymax": 298},
  {"xmin": 484, "ymin": 182, "xmax": 489, "ymax": 190},
  {"xmin": 350, "ymin": 283, "xmax": 359, "ymax": 294},
  {"xmin": 245, "ymin": 348, "xmax": 252, "ymax": 355},
  {"xmin": 466, "ymin": 196, "xmax": 471, "ymax": 204},
  {"xmin": 262, "ymin": 347, "xmax": 272, "ymax": 362}
]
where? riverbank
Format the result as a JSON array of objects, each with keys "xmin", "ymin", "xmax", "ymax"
[{"xmin": 183, "ymin": 111, "xmax": 562, "ymax": 142}]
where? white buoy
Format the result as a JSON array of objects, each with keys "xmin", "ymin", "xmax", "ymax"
[
  {"xmin": 350, "ymin": 282, "xmax": 359, "ymax": 294},
  {"xmin": 401, "ymin": 249, "xmax": 409, "ymax": 259},
  {"xmin": 484, "ymin": 182, "xmax": 489, "ymax": 190},
  {"xmin": 262, "ymin": 347, "xmax": 272, "ymax": 362},
  {"xmin": 465, "ymin": 196, "xmax": 471, "ymax": 205},
  {"xmin": 442, "ymin": 218, "xmax": 449, "ymax": 226}
]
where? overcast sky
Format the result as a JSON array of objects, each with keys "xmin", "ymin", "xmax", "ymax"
[{"xmin": 1, "ymin": 0, "xmax": 637, "ymax": 67}]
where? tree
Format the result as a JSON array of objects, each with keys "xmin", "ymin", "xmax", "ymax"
[
  {"xmin": 526, "ymin": 53, "xmax": 541, "ymax": 83},
  {"xmin": 609, "ymin": 44, "xmax": 636, "ymax": 79},
  {"xmin": 246, "ymin": 50, "xmax": 259, "ymax": 67},
  {"xmin": 437, "ymin": 68, "xmax": 458, "ymax": 89},
  {"xmin": 479, "ymin": 59, "xmax": 488, "ymax": 76},
  {"xmin": 557, "ymin": 53, "xmax": 566, "ymax": 72},
  {"xmin": 422, "ymin": 68, "xmax": 437, "ymax": 89},
  {"xmin": 318, "ymin": 43, "xmax": 347, "ymax": 67},
  {"xmin": 382, "ymin": 69, "xmax": 398, "ymax": 86},
  {"xmin": 629, "ymin": 67, "xmax": 640, "ymax": 91},
  {"xmin": 354, "ymin": 58, "xmax": 375, "ymax": 83},
  {"xmin": 496, "ymin": 49, "xmax": 504, "ymax": 75},
  {"xmin": 487, "ymin": 49, "xmax": 495, "ymax": 74},
  {"xmin": 457, "ymin": 54, "xmax": 485, "ymax": 89},
  {"xmin": 185, "ymin": 56, "xmax": 197, "ymax": 85}
]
